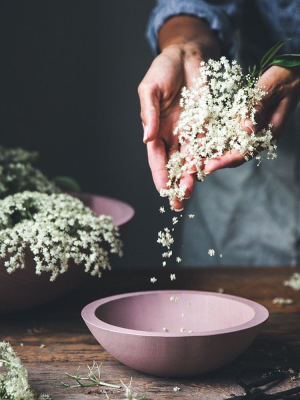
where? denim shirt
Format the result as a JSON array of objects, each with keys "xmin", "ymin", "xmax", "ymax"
[{"xmin": 146, "ymin": 0, "xmax": 300, "ymax": 266}]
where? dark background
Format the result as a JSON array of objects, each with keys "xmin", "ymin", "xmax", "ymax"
[{"xmin": 0, "ymin": 0, "xmax": 169, "ymax": 269}]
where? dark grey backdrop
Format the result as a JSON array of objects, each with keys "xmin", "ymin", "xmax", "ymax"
[{"xmin": 0, "ymin": 0, "xmax": 172, "ymax": 269}]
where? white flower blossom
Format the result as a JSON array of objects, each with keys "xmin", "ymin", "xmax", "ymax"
[
  {"xmin": 162, "ymin": 251, "xmax": 172, "ymax": 258},
  {"xmin": 159, "ymin": 206, "xmax": 165, "ymax": 214},
  {"xmin": 160, "ymin": 57, "xmax": 277, "ymax": 207},
  {"xmin": 157, "ymin": 228, "xmax": 174, "ymax": 249},
  {"xmin": 0, "ymin": 146, "xmax": 59, "ymax": 199},
  {"xmin": 150, "ymin": 277, "xmax": 157, "ymax": 284},
  {"xmin": 283, "ymin": 273, "xmax": 300, "ymax": 291},
  {"xmin": 173, "ymin": 387, "xmax": 180, "ymax": 392},
  {"xmin": 188, "ymin": 214, "xmax": 195, "ymax": 218},
  {"xmin": 272, "ymin": 298, "xmax": 294, "ymax": 306},
  {"xmin": 170, "ymin": 274, "xmax": 176, "ymax": 281},
  {"xmin": 172, "ymin": 217, "xmax": 178, "ymax": 225},
  {"xmin": 0, "ymin": 341, "xmax": 51, "ymax": 400},
  {"xmin": 208, "ymin": 249, "xmax": 215, "ymax": 257},
  {"xmin": 176, "ymin": 257, "xmax": 182, "ymax": 263},
  {"xmin": 0, "ymin": 192, "xmax": 122, "ymax": 281}
]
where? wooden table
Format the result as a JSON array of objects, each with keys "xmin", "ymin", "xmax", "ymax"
[{"xmin": 2, "ymin": 267, "xmax": 300, "ymax": 399}]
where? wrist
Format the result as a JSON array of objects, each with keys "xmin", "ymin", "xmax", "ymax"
[{"xmin": 158, "ymin": 16, "xmax": 221, "ymax": 61}]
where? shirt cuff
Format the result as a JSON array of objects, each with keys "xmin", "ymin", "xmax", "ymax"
[{"xmin": 146, "ymin": 0, "xmax": 237, "ymax": 59}]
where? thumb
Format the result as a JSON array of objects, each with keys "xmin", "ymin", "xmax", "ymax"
[
  {"xmin": 241, "ymin": 74, "xmax": 277, "ymax": 134},
  {"xmin": 241, "ymin": 100, "xmax": 266, "ymax": 134},
  {"xmin": 138, "ymin": 83, "xmax": 160, "ymax": 143}
]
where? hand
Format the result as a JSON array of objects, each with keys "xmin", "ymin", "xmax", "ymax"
[
  {"xmin": 138, "ymin": 16, "xmax": 220, "ymax": 210},
  {"xmin": 139, "ymin": 44, "xmax": 201, "ymax": 210},
  {"xmin": 204, "ymin": 65, "xmax": 300, "ymax": 173}
]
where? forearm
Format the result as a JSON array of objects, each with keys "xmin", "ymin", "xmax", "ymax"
[{"xmin": 158, "ymin": 15, "xmax": 221, "ymax": 60}]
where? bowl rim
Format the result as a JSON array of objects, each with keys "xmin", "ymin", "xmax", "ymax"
[
  {"xmin": 72, "ymin": 192, "xmax": 135, "ymax": 227},
  {"xmin": 81, "ymin": 290, "xmax": 269, "ymax": 337}
]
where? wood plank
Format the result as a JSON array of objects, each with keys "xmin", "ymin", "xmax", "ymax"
[{"xmin": 2, "ymin": 267, "xmax": 300, "ymax": 399}]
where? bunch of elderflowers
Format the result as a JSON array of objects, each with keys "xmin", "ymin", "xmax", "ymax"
[
  {"xmin": 0, "ymin": 341, "xmax": 51, "ymax": 400},
  {"xmin": 156, "ymin": 39, "xmax": 300, "ymax": 269},
  {"xmin": 161, "ymin": 56, "xmax": 277, "ymax": 206},
  {"xmin": 0, "ymin": 191, "xmax": 123, "ymax": 281},
  {"xmin": 0, "ymin": 146, "xmax": 59, "ymax": 198}
]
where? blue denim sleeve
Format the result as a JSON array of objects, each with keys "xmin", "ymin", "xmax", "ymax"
[{"xmin": 146, "ymin": 0, "xmax": 242, "ymax": 59}]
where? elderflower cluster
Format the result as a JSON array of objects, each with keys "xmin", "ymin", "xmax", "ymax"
[
  {"xmin": 0, "ymin": 146, "xmax": 59, "ymax": 198},
  {"xmin": 160, "ymin": 57, "xmax": 277, "ymax": 206},
  {"xmin": 157, "ymin": 228, "xmax": 174, "ymax": 249},
  {"xmin": 0, "ymin": 341, "xmax": 51, "ymax": 400},
  {"xmin": 0, "ymin": 191, "xmax": 123, "ymax": 281},
  {"xmin": 283, "ymin": 273, "xmax": 300, "ymax": 291}
]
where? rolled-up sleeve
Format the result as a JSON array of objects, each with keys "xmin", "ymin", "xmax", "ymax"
[{"xmin": 146, "ymin": 0, "xmax": 243, "ymax": 59}]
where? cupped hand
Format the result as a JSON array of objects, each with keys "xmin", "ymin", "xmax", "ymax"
[
  {"xmin": 138, "ymin": 44, "xmax": 203, "ymax": 210},
  {"xmin": 204, "ymin": 65, "xmax": 300, "ymax": 173}
]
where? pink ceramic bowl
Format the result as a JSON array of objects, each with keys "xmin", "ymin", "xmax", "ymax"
[
  {"xmin": 82, "ymin": 290, "xmax": 268, "ymax": 377},
  {"xmin": 0, "ymin": 193, "xmax": 134, "ymax": 313}
]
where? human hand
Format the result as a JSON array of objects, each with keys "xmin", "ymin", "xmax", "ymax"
[
  {"xmin": 204, "ymin": 65, "xmax": 300, "ymax": 173},
  {"xmin": 139, "ymin": 44, "xmax": 201, "ymax": 210},
  {"xmin": 138, "ymin": 16, "xmax": 220, "ymax": 210}
]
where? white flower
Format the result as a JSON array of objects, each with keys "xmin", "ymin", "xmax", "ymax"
[
  {"xmin": 159, "ymin": 206, "xmax": 165, "ymax": 214},
  {"xmin": 283, "ymin": 273, "xmax": 300, "ymax": 291},
  {"xmin": 157, "ymin": 228, "xmax": 174, "ymax": 249},
  {"xmin": 0, "ymin": 341, "xmax": 51, "ymax": 400},
  {"xmin": 170, "ymin": 295, "xmax": 179, "ymax": 302},
  {"xmin": 162, "ymin": 261, "xmax": 166, "ymax": 267},
  {"xmin": 170, "ymin": 274, "xmax": 176, "ymax": 281},
  {"xmin": 150, "ymin": 277, "xmax": 157, "ymax": 284},
  {"xmin": 0, "ymin": 192, "xmax": 123, "ymax": 281},
  {"xmin": 172, "ymin": 216, "xmax": 178, "ymax": 225},
  {"xmin": 173, "ymin": 387, "xmax": 180, "ymax": 392},
  {"xmin": 188, "ymin": 214, "xmax": 195, "ymax": 218},
  {"xmin": 160, "ymin": 57, "xmax": 276, "ymax": 207},
  {"xmin": 272, "ymin": 297, "xmax": 294, "ymax": 306},
  {"xmin": 208, "ymin": 249, "xmax": 215, "ymax": 257},
  {"xmin": 176, "ymin": 257, "xmax": 182, "ymax": 263}
]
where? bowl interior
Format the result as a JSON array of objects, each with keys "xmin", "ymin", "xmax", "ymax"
[{"xmin": 95, "ymin": 292, "xmax": 256, "ymax": 334}]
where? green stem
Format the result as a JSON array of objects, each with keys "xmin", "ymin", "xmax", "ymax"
[{"xmin": 64, "ymin": 373, "xmax": 120, "ymax": 389}]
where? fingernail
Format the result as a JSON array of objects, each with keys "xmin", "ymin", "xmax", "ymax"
[
  {"xmin": 174, "ymin": 207, "xmax": 184, "ymax": 212},
  {"xmin": 244, "ymin": 120, "xmax": 255, "ymax": 134},
  {"xmin": 143, "ymin": 125, "xmax": 149, "ymax": 143}
]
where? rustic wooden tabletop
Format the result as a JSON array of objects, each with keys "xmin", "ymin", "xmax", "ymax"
[{"xmin": 2, "ymin": 266, "xmax": 300, "ymax": 400}]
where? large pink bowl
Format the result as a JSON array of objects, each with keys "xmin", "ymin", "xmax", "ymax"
[
  {"xmin": 82, "ymin": 290, "xmax": 268, "ymax": 377},
  {"xmin": 0, "ymin": 193, "xmax": 134, "ymax": 313}
]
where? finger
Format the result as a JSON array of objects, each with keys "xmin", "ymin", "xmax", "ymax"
[
  {"xmin": 241, "ymin": 102, "xmax": 265, "ymax": 134},
  {"xmin": 268, "ymin": 97, "xmax": 294, "ymax": 141},
  {"xmin": 147, "ymin": 138, "xmax": 168, "ymax": 193},
  {"xmin": 138, "ymin": 82, "xmax": 160, "ymax": 143},
  {"xmin": 241, "ymin": 68, "xmax": 281, "ymax": 134},
  {"xmin": 180, "ymin": 171, "xmax": 195, "ymax": 199},
  {"xmin": 172, "ymin": 198, "xmax": 185, "ymax": 212},
  {"xmin": 204, "ymin": 150, "xmax": 246, "ymax": 174}
]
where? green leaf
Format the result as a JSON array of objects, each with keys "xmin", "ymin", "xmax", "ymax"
[
  {"xmin": 271, "ymin": 54, "xmax": 300, "ymax": 68},
  {"xmin": 53, "ymin": 176, "xmax": 81, "ymax": 192},
  {"xmin": 260, "ymin": 39, "xmax": 292, "ymax": 69}
]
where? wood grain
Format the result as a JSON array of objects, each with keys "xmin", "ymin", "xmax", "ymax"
[{"xmin": 2, "ymin": 267, "xmax": 300, "ymax": 399}]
